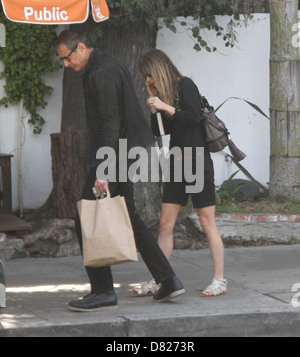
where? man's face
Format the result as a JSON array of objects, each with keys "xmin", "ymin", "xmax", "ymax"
[{"xmin": 58, "ymin": 42, "xmax": 91, "ymax": 72}]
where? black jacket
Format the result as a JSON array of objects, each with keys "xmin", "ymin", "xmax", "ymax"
[
  {"xmin": 151, "ymin": 76, "xmax": 209, "ymax": 154},
  {"xmin": 82, "ymin": 48, "xmax": 155, "ymax": 168}
]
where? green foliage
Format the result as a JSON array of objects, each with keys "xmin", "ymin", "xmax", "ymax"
[
  {"xmin": 0, "ymin": 12, "xmax": 60, "ymax": 134},
  {"xmin": 159, "ymin": 0, "xmax": 237, "ymax": 52},
  {"xmin": 215, "ymin": 170, "xmax": 245, "ymax": 205},
  {"xmin": 90, "ymin": 0, "xmax": 251, "ymax": 52}
]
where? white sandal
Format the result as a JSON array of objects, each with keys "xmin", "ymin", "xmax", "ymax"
[
  {"xmin": 202, "ymin": 278, "xmax": 228, "ymax": 297},
  {"xmin": 130, "ymin": 279, "xmax": 160, "ymax": 297}
]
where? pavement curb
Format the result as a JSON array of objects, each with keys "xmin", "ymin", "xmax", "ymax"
[
  {"xmin": 215, "ymin": 213, "xmax": 300, "ymax": 222},
  {"xmin": 0, "ymin": 310, "xmax": 300, "ymax": 337},
  {"xmin": 188, "ymin": 212, "xmax": 300, "ymax": 246}
]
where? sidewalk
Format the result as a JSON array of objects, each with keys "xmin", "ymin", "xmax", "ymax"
[{"xmin": 0, "ymin": 245, "xmax": 300, "ymax": 337}]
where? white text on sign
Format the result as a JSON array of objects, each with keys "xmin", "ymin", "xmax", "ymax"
[{"xmin": 24, "ymin": 7, "xmax": 69, "ymax": 22}]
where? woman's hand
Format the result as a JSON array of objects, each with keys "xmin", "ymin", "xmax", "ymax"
[
  {"xmin": 146, "ymin": 96, "xmax": 164, "ymax": 112},
  {"xmin": 146, "ymin": 96, "xmax": 162, "ymax": 114},
  {"xmin": 146, "ymin": 97, "xmax": 176, "ymax": 117}
]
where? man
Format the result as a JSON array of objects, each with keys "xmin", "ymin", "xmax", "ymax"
[{"xmin": 56, "ymin": 30, "xmax": 185, "ymax": 312}]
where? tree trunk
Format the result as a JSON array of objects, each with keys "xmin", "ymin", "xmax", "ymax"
[
  {"xmin": 269, "ymin": 0, "xmax": 300, "ymax": 198},
  {"xmin": 60, "ymin": 19, "xmax": 161, "ymax": 224},
  {"xmin": 51, "ymin": 132, "xmax": 87, "ymax": 219}
]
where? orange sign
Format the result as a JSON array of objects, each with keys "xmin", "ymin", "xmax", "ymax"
[
  {"xmin": 91, "ymin": 0, "xmax": 110, "ymax": 23},
  {"xmin": 1, "ymin": 0, "xmax": 109, "ymax": 24}
]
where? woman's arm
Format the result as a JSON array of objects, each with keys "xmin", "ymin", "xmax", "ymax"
[
  {"xmin": 172, "ymin": 77, "xmax": 203, "ymax": 126},
  {"xmin": 150, "ymin": 112, "xmax": 173, "ymax": 136},
  {"xmin": 147, "ymin": 77, "xmax": 203, "ymax": 128}
]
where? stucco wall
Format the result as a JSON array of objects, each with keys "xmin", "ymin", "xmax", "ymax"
[{"xmin": 0, "ymin": 62, "xmax": 64, "ymax": 211}]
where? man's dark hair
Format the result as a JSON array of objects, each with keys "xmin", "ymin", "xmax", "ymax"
[{"xmin": 55, "ymin": 30, "xmax": 93, "ymax": 50}]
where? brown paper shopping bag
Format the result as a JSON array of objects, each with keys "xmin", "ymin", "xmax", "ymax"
[{"xmin": 77, "ymin": 192, "xmax": 138, "ymax": 267}]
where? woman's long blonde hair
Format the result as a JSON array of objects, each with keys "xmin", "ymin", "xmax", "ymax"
[{"xmin": 139, "ymin": 49, "xmax": 182, "ymax": 106}]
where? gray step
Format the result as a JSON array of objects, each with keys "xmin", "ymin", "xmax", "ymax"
[{"xmin": 0, "ymin": 238, "xmax": 24, "ymax": 262}]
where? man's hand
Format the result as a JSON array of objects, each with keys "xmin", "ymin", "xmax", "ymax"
[{"xmin": 94, "ymin": 179, "xmax": 109, "ymax": 195}]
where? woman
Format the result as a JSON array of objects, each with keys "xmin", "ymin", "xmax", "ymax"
[{"xmin": 132, "ymin": 49, "xmax": 227, "ymax": 297}]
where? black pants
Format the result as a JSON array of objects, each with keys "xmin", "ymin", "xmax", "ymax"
[{"xmin": 75, "ymin": 169, "xmax": 175, "ymax": 293}]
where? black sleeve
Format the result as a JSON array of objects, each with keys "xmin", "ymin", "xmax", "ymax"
[
  {"xmin": 89, "ymin": 69, "xmax": 121, "ymax": 153},
  {"xmin": 150, "ymin": 112, "xmax": 173, "ymax": 136},
  {"xmin": 172, "ymin": 77, "xmax": 203, "ymax": 126}
]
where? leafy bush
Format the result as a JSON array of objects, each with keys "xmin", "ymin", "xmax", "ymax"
[{"xmin": 0, "ymin": 11, "xmax": 60, "ymax": 134}]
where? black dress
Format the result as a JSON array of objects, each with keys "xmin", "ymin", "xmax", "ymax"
[{"xmin": 151, "ymin": 76, "xmax": 216, "ymax": 208}]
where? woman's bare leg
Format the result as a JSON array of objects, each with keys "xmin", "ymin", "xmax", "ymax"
[
  {"xmin": 158, "ymin": 203, "xmax": 182, "ymax": 259},
  {"xmin": 197, "ymin": 205, "xmax": 224, "ymax": 280}
]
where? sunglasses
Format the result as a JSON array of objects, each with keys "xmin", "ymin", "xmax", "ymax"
[{"xmin": 60, "ymin": 43, "xmax": 78, "ymax": 62}]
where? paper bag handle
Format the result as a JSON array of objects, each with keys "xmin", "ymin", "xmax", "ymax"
[{"xmin": 92, "ymin": 187, "xmax": 111, "ymax": 199}]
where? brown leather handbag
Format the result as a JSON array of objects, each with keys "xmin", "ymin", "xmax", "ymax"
[{"xmin": 200, "ymin": 96, "xmax": 246, "ymax": 162}]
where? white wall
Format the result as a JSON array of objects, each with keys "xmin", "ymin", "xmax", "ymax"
[
  {"xmin": 0, "ymin": 14, "xmax": 271, "ymax": 210},
  {"xmin": 0, "ymin": 61, "xmax": 64, "ymax": 211},
  {"xmin": 156, "ymin": 14, "xmax": 270, "ymax": 188}
]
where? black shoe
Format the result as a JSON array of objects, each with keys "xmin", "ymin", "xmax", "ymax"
[
  {"xmin": 153, "ymin": 276, "xmax": 185, "ymax": 303},
  {"xmin": 68, "ymin": 291, "xmax": 118, "ymax": 312}
]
